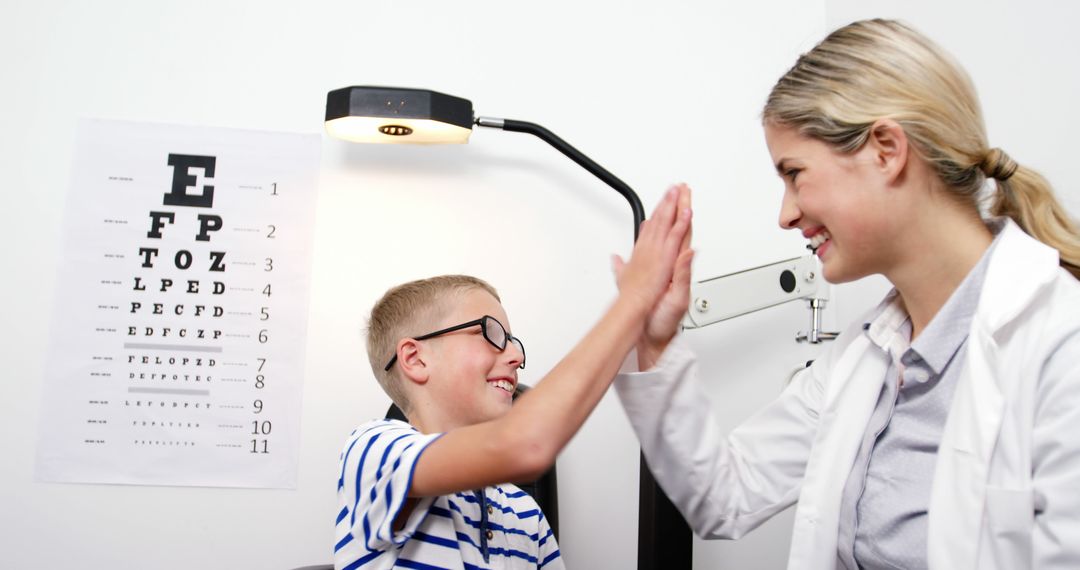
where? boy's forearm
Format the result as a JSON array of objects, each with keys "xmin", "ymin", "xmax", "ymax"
[{"xmin": 501, "ymin": 293, "xmax": 651, "ymax": 462}]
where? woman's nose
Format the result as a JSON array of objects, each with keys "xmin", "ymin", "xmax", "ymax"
[{"xmin": 778, "ymin": 190, "xmax": 801, "ymax": 230}]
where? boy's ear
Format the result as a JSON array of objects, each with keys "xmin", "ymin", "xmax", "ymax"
[
  {"xmin": 396, "ymin": 339, "xmax": 430, "ymax": 385},
  {"xmin": 866, "ymin": 118, "xmax": 909, "ymax": 185}
]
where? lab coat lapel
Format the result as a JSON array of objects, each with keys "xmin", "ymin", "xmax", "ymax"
[
  {"xmin": 928, "ymin": 320, "xmax": 1003, "ymax": 569},
  {"xmin": 790, "ymin": 334, "xmax": 889, "ymax": 569},
  {"xmin": 927, "ymin": 220, "xmax": 1058, "ymax": 569}
]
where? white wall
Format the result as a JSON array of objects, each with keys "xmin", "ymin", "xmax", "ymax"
[{"xmin": 1, "ymin": 1, "xmax": 1076, "ymax": 569}]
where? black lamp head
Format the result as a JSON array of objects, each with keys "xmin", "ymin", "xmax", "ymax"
[{"xmin": 325, "ymin": 86, "xmax": 475, "ymax": 144}]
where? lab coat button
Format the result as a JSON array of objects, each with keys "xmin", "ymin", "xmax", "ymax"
[
  {"xmin": 487, "ymin": 505, "xmax": 494, "ymax": 515},
  {"xmin": 486, "ymin": 529, "xmax": 494, "ymax": 540}
]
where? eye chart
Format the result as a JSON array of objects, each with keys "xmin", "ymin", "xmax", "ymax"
[{"xmin": 35, "ymin": 119, "xmax": 320, "ymax": 489}]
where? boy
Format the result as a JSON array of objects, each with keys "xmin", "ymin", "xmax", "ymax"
[{"xmin": 334, "ymin": 185, "xmax": 692, "ymax": 569}]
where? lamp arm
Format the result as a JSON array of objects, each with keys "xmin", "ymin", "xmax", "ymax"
[{"xmin": 477, "ymin": 116, "xmax": 646, "ymax": 240}]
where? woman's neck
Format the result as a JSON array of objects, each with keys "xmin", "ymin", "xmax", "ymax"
[{"xmin": 886, "ymin": 200, "xmax": 993, "ymax": 339}]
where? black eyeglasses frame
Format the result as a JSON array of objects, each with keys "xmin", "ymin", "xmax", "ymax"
[{"xmin": 383, "ymin": 315, "xmax": 525, "ymax": 371}]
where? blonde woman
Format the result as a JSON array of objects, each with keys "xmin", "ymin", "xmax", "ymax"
[{"xmin": 614, "ymin": 19, "xmax": 1080, "ymax": 570}]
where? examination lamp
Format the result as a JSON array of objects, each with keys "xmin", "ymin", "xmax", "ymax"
[
  {"xmin": 324, "ymin": 85, "xmax": 646, "ymax": 239},
  {"xmin": 324, "ymin": 85, "xmax": 837, "ymax": 570},
  {"xmin": 324, "ymin": 86, "xmax": 474, "ymax": 144}
]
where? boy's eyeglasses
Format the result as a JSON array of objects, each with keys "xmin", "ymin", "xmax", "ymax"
[{"xmin": 384, "ymin": 315, "xmax": 526, "ymax": 371}]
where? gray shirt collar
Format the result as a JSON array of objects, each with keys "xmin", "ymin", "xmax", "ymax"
[{"xmin": 863, "ymin": 221, "xmax": 1004, "ymax": 382}]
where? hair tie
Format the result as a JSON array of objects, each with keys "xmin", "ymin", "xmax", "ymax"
[{"xmin": 981, "ymin": 148, "xmax": 1018, "ymax": 181}]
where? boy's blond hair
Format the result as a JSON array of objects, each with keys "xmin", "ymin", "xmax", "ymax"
[{"xmin": 366, "ymin": 275, "xmax": 501, "ymax": 414}]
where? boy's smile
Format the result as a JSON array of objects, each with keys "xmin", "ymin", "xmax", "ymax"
[{"xmin": 488, "ymin": 377, "xmax": 516, "ymax": 395}]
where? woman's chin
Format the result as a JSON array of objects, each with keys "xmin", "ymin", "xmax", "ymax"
[{"xmin": 821, "ymin": 258, "xmax": 863, "ymax": 284}]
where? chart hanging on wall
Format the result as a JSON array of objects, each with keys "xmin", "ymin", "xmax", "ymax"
[{"xmin": 35, "ymin": 119, "xmax": 321, "ymax": 489}]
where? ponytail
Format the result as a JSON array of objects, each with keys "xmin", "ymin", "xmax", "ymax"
[{"xmin": 986, "ymin": 154, "xmax": 1080, "ymax": 279}]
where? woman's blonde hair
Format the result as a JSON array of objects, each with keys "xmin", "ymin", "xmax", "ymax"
[{"xmin": 763, "ymin": 18, "xmax": 1080, "ymax": 278}]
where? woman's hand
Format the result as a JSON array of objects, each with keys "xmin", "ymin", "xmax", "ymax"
[{"xmin": 613, "ymin": 184, "xmax": 694, "ymax": 369}]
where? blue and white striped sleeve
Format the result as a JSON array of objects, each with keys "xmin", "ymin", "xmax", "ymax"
[
  {"xmin": 536, "ymin": 511, "xmax": 563, "ymax": 569},
  {"xmin": 336, "ymin": 419, "xmax": 443, "ymax": 551}
]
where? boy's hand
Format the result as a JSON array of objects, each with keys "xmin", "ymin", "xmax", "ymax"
[{"xmin": 612, "ymin": 183, "xmax": 693, "ymax": 327}]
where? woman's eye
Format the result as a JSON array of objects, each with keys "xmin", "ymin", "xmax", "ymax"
[{"xmin": 785, "ymin": 169, "xmax": 801, "ymax": 182}]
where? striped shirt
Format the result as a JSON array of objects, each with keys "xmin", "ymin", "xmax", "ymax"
[{"xmin": 334, "ymin": 419, "xmax": 564, "ymax": 570}]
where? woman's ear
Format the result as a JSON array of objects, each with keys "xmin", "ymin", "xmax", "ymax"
[
  {"xmin": 396, "ymin": 339, "xmax": 429, "ymax": 385},
  {"xmin": 867, "ymin": 118, "xmax": 909, "ymax": 185}
]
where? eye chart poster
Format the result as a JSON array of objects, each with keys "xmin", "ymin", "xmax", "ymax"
[{"xmin": 35, "ymin": 119, "xmax": 320, "ymax": 489}]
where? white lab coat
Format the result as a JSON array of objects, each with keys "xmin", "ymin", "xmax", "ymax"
[{"xmin": 615, "ymin": 220, "xmax": 1080, "ymax": 569}]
